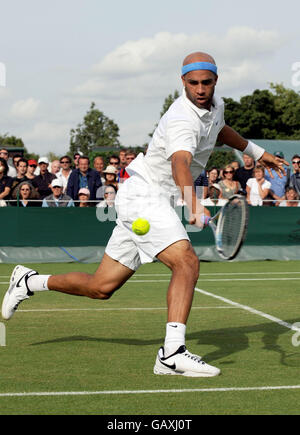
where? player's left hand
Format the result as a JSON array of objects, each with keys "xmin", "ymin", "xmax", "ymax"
[{"xmin": 258, "ymin": 152, "xmax": 289, "ymax": 178}]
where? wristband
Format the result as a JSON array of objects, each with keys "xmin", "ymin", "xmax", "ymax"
[{"xmin": 244, "ymin": 141, "xmax": 265, "ymax": 161}]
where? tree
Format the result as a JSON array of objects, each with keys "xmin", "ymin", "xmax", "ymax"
[
  {"xmin": 69, "ymin": 102, "xmax": 121, "ymax": 156},
  {"xmin": 0, "ymin": 134, "xmax": 25, "ymax": 149},
  {"xmin": 223, "ymin": 84, "xmax": 300, "ymax": 140},
  {"xmin": 0, "ymin": 134, "xmax": 39, "ymax": 161}
]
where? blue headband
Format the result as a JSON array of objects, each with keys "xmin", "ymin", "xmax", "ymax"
[{"xmin": 182, "ymin": 62, "xmax": 218, "ymax": 76}]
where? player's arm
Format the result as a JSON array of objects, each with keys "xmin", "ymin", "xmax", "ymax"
[
  {"xmin": 217, "ymin": 125, "xmax": 289, "ymax": 177},
  {"xmin": 171, "ymin": 150, "xmax": 209, "ymax": 227}
]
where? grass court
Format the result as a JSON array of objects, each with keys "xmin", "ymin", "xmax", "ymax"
[{"xmin": 0, "ymin": 260, "xmax": 300, "ymax": 415}]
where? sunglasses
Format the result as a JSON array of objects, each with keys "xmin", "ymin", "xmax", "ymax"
[
  {"xmin": 60, "ymin": 160, "xmax": 70, "ymax": 164},
  {"xmin": 292, "ymin": 161, "xmax": 300, "ymax": 164},
  {"xmin": 29, "ymin": 164, "xmax": 37, "ymax": 168},
  {"xmin": 224, "ymin": 170, "xmax": 234, "ymax": 174}
]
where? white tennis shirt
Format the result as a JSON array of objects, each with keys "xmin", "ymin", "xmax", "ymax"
[{"xmin": 127, "ymin": 88, "xmax": 225, "ymax": 196}]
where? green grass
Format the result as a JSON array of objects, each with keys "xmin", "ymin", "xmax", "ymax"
[{"xmin": 0, "ymin": 260, "xmax": 300, "ymax": 415}]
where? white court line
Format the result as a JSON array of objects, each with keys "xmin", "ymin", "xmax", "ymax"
[
  {"xmin": 195, "ymin": 287, "xmax": 300, "ymax": 333},
  {"xmin": 18, "ymin": 306, "xmax": 237, "ymax": 313},
  {"xmin": 135, "ymin": 272, "xmax": 300, "ymax": 277},
  {"xmin": 0, "ymin": 385, "xmax": 300, "ymax": 398},
  {"xmin": 2, "ymin": 277, "xmax": 299, "ymax": 286}
]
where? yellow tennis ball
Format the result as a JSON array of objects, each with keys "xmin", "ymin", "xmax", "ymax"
[{"xmin": 132, "ymin": 218, "xmax": 150, "ymax": 236}]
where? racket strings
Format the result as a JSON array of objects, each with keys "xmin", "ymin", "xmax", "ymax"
[{"xmin": 221, "ymin": 200, "xmax": 245, "ymax": 258}]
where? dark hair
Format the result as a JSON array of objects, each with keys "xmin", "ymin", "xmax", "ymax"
[
  {"xmin": 16, "ymin": 158, "xmax": 28, "ymax": 167},
  {"xmin": 78, "ymin": 155, "xmax": 90, "ymax": 163},
  {"xmin": 208, "ymin": 167, "xmax": 219, "ymax": 176},
  {"xmin": 0, "ymin": 157, "xmax": 9, "ymax": 176},
  {"xmin": 109, "ymin": 155, "xmax": 120, "ymax": 163},
  {"xmin": 12, "ymin": 154, "xmax": 22, "ymax": 162},
  {"xmin": 292, "ymin": 154, "xmax": 300, "ymax": 160},
  {"xmin": 12, "ymin": 181, "xmax": 40, "ymax": 200},
  {"xmin": 60, "ymin": 155, "xmax": 71, "ymax": 163},
  {"xmin": 105, "ymin": 184, "xmax": 118, "ymax": 194}
]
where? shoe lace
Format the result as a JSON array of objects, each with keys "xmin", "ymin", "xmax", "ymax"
[{"xmin": 184, "ymin": 350, "xmax": 205, "ymax": 365}]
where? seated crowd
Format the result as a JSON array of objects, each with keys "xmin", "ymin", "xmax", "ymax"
[
  {"xmin": 0, "ymin": 147, "xmax": 299, "ymax": 208},
  {"xmin": 0, "ymin": 148, "xmax": 136, "ymax": 208}
]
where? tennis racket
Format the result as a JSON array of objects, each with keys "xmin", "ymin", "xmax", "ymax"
[{"xmin": 208, "ymin": 194, "xmax": 249, "ymax": 260}]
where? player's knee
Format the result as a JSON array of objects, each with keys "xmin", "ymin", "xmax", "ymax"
[
  {"xmin": 174, "ymin": 251, "xmax": 199, "ymax": 281},
  {"xmin": 88, "ymin": 279, "xmax": 116, "ymax": 300}
]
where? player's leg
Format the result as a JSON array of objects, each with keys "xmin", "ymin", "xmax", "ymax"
[
  {"xmin": 1, "ymin": 254, "xmax": 135, "ymax": 320},
  {"xmin": 47, "ymin": 253, "xmax": 135, "ymax": 299},
  {"xmin": 153, "ymin": 239, "xmax": 220, "ymax": 377},
  {"xmin": 157, "ymin": 239, "xmax": 199, "ymax": 324}
]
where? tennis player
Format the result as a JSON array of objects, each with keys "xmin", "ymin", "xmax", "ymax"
[{"xmin": 2, "ymin": 52, "xmax": 288, "ymax": 377}]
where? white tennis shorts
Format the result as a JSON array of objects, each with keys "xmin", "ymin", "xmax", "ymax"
[{"xmin": 105, "ymin": 174, "xmax": 190, "ymax": 271}]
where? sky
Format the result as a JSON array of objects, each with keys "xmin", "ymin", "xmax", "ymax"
[{"xmin": 0, "ymin": 0, "xmax": 300, "ymax": 156}]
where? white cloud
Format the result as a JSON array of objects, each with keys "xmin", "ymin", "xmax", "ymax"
[
  {"xmin": 10, "ymin": 98, "xmax": 40, "ymax": 119},
  {"xmin": 72, "ymin": 27, "xmax": 283, "ymax": 102},
  {"xmin": 22, "ymin": 121, "xmax": 71, "ymax": 155}
]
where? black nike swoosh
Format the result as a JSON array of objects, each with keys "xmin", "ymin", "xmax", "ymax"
[
  {"xmin": 158, "ymin": 357, "xmax": 176, "ymax": 370},
  {"xmin": 15, "ymin": 272, "xmax": 29, "ymax": 289},
  {"xmin": 169, "ymin": 325, "xmax": 178, "ymax": 328}
]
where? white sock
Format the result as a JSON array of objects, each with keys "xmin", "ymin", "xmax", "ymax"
[
  {"xmin": 27, "ymin": 275, "xmax": 51, "ymax": 292},
  {"xmin": 164, "ymin": 322, "xmax": 186, "ymax": 356}
]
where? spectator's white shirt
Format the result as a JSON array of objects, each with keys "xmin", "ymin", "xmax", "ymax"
[
  {"xmin": 247, "ymin": 178, "xmax": 271, "ymax": 206},
  {"xmin": 56, "ymin": 169, "xmax": 72, "ymax": 193},
  {"xmin": 126, "ymin": 88, "xmax": 225, "ymax": 196},
  {"xmin": 7, "ymin": 165, "xmax": 16, "ymax": 177}
]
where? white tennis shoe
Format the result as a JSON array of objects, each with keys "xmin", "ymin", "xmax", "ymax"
[
  {"xmin": 1, "ymin": 265, "xmax": 37, "ymax": 320},
  {"xmin": 153, "ymin": 345, "xmax": 221, "ymax": 377}
]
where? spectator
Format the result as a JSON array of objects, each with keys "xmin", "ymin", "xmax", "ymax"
[
  {"xmin": 119, "ymin": 150, "xmax": 137, "ymax": 183},
  {"xmin": 279, "ymin": 187, "xmax": 300, "ymax": 207},
  {"xmin": 109, "ymin": 155, "xmax": 120, "ymax": 169},
  {"xmin": 207, "ymin": 167, "xmax": 220, "ymax": 187},
  {"xmin": 50, "ymin": 160, "xmax": 61, "ymax": 175},
  {"xmin": 264, "ymin": 151, "xmax": 289, "ymax": 205},
  {"xmin": 96, "ymin": 165, "xmax": 118, "ymax": 200},
  {"xmin": 231, "ymin": 160, "xmax": 240, "ymax": 171},
  {"xmin": 32, "ymin": 157, "xmax": 56, "ymax": 199},
  {"xmin": 67, "ymin": 156, "xmax": 101, "ymax": 201},
  {"xmin": 0, "ymin": 148, "xmax": 16, "ymax": 177},
  {"xmin": 290, "ymin": 154, "xmax": 300, "ymax": 196},
  {"xmin": 234, "ymin": 154, "xmax": 255, "ymax": 194},
  {"xmin": 0, "ymin": 157, "xmax": 13, "ymax": 201},
  {"xmin": 201, "ymin": 184, "xmax": 227, "ymax": 206},
  {"xmin": 93, "ymin": 156, "xmax": 105, "ymax": 183},
  {"xmin": 103, "ymin": 165, "xmax": 119, "ymax": 189},
  {"xmin": 42, "ymin": 179, "xmax": 74, "ymax": 207},
  {"xmin": 73, "ymin": 152, "xmax": 82, "ymax": 169},
  {"xmin": 78, "ymin": 187, "xmax": 90, "ymax": 207},
  {"xmin": 26, "ymin": 159, "xmax": 38, "ymax": 180},
  {"xmin": 10, "ymin": 158, "xmax": 30, "ymax": 197},
  {"xmin": 57, "ymin": 155, "xmax": 72, "ymax": 193},
  {"xmin": 12, "ymin": 154, "xmax": 22, "ymax": 172},
  {"xmin": 218, "ymin": 164, "xmax": 241, "ymax": 199},
  {"xmin": 119, "ymin": 149, "xmax": 127, "ymax": 169},
  {"xmin": 97, "ymin": 184, "xmax": 117, "ymax": 208},
  {"xmin": 246, "ymin": 166, "xmax": 271, "ymax": 206},
  {"xmin": 11, "ymin": 181, "xmax": 41, "ymax": 207},
  {"xmin": 194, "ymin": 170, "xmax": 208, "ymax": 199}
]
